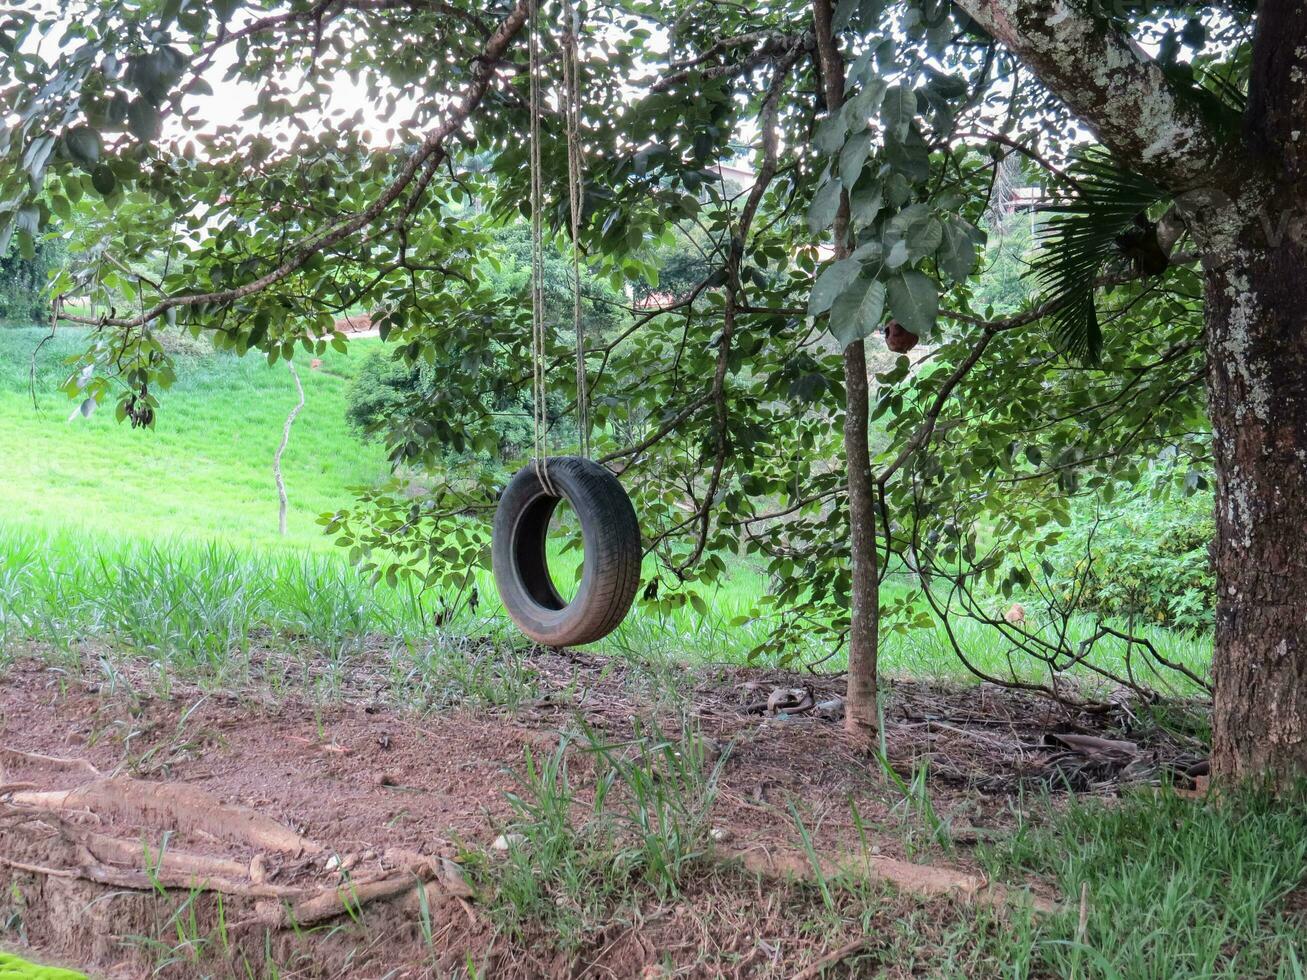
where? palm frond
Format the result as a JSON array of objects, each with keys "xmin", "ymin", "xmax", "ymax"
[{"xmin": 1027, "ymin": 151, "xmax": 1167, "ymax": 363}]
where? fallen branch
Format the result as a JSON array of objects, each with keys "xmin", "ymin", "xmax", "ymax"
[
  {"xmin": 789, "ymin": 937, "xmax": 874, "ymax": 980},
  {"xmin": 723, "ymin": 844, "xmax": 1057, "ymax": 914}
]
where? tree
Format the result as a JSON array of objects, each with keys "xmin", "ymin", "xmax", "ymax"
[
  {"xmin": 944, "ymin": 0, "xmax": 1306, "ymax": 780},
  {"xmin": 1, "ymin": 0, "xmax": 1302, "ymax": 779},
  {"xmin": 0, "ymin": 236, "xmax": 62, "ymax": 323}
]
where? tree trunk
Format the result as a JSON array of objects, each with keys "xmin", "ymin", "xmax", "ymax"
[
  {"xmin": 842, "ymin": 340, "xmax": 880, "ymax": 742},
  {"xmin": 1199, "ymin": 183, "xmax": 1307, "ymax": 781},
  {"xmin": 1199, "ymin": 3, "xmax": 1307, "ymax": 782},
  {"xmin": 812, "ymin": 0, "xmax": 879, "ymax": 745}
]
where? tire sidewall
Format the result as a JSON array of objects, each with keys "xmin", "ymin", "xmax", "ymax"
[{"xmin": 492, "ymin": 457, "xmax": 629, "ymax": 645}]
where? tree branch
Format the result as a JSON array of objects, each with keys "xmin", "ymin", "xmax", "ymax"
[
  {"xmin": 954, "ymin": 0, "xmax": 1239, "ymax": 188},
  {"xmin": 59, "ymin": 0, "xmax": 530, "ymax": 333}
]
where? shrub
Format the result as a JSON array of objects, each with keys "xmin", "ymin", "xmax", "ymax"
[
  {"xmin": 345, "ymin": 348, "xmax": 541, "ymax": 466},
  {"xmin": 1049, "ymin": 487, "xmax": 1214, "ymax": 631},
  {"xmin": 0, "ymin": 236, "xmax": 63, "ymax": 323}
]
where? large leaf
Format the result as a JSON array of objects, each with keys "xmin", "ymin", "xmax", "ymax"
[
  {"xmin": 808, "ymin": 257, "xmax": 862, "ymax": 315},
  {"xmin": 828, "ymin": 275, "xmax": 886, "ymax": 348},
  {"xmin": 884, "ymin": 125, "xmax": 929, "ymax": 183},
  {"xmin": 127, "ymin": 97, "xmax": 161, "ymax": 141},
  {"xmin": 886, "ymin": 203, "xmax": 942, "ymax": 261},
  {"xmin": 849, "ymin": 173, "xmax": 883, "ymax": 230},
  {"xmin": 64, "ymin": 125, "xmax": 101, "ymax": 165},
  {"xmin": 937, "ymin": 215, "xmax": 978, "ymax": 282},
  {"xmin": 91, "ymin": 164, "xmax": 116, "ymax": 196},
  {"xmin": 839, "ymin": 131, "xmax": 873, "ymax": 182},
  {"xmin": 887, "ymin": 268, "xmax": 938, "ymax": 337},
  {"xmin": 880, "ymin": 83, "xmax": 916, "ymax": 142},
  {"xmin": 814, "ymin": 114, "xmax": 846, "ymax": 156},
  {"xmin": 807, "ymin": 176, "xmax": 843, "ymax": 234},
  {"xmin": 842, "ymin": 77, "xmax": 887, "ymax": 133}
]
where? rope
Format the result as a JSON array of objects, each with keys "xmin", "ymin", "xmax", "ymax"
[
  {"xmin": 527, "ymin": 0, "xmax": 590, "ymax": 491},
  {"xmin": 527, "ymin": 0, "xmax": 556, "ymax": 496},
  {"xmin": 561, "ymin": 0, "xmax": 590, "ymax": 459}
]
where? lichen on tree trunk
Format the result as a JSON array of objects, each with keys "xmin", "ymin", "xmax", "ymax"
[{"xmin": 1200, "ymin": 191, "xmax": 1307, "ymax": 780}]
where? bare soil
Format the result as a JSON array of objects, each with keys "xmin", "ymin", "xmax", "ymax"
[{"xmin": 0, "ymin": 645, "xmax": 1207, "ymax": 978}]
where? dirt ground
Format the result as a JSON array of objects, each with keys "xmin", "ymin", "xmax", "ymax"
[{"xmin": 0, "ymin": 644, "xmax": 1208, "ymax": 978}]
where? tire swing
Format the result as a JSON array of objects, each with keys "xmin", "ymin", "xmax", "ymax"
[{"xmin": 491, "ymin": 1, "xmax": 640, "ymax": 647}]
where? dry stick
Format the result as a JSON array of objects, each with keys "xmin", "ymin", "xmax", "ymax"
[
  {"xmin": 274, "ymin": 360, "xmax": 306, "ymax": 536},
  {"xmin": 789, "ymin": 937, "xmax": 874, "ymax": 980}
]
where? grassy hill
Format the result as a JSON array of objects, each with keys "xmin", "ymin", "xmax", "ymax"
[{"xmin": 0, "ymin": 325, "xmax": 388, "ymax": 551}]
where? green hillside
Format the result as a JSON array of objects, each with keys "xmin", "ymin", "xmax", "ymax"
[{"xmin": 0, "ymin": 325, "xmax": 388, "ymax": 551}]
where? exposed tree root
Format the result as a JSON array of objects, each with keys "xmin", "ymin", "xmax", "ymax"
[
  {"xmin": 8, "ymin": 777, "xmax": 322, "ymax": 856},
  {"xmin": 722, "ymin": 844, "xmax": 1057, "ymax": 914},
  {"xmin": 1, "ymin": 747, "xmax": 472, "ymax": 934}
]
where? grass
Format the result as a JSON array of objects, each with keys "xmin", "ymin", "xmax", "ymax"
[
  {"xmin": 0, "ymin": 324, "xmax": 387, "ymax": 552},
  {"xmin": 478, "ymin": 720, "xmax": 727, "ymax": 951},
  {"xmin": 979, "ymin": 783, "xmax": 1307, "ymax": 978},
  {"xmin": 473, "ymin": 719, "xmax": 1306, "ymax": 977},
  {"xmin": 0, "ymin": 518, "xmax": 1214, "ymax": 696}
]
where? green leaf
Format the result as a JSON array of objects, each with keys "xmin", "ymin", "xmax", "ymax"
[
  {"xmin": 884, "ymin": 239, "xmax": 910, "ymax": 269},
  {"xmin": 849, "ymin": 173, "xmax": 883, "ymax": 230},
  {"xmin": 884, "ymin": 126, "xmax": 930, "ymax": 183},
  {"xmin": 885, "ymin": 172, "xmax": 911, "ymax": 207},
  {"xmin": 91, "ymin": 164, "xmax": 116, "ymax": 196},
  {"xmin": 808, "ymin": 257, "xmax": 862, "ymax": 316},
  {"xmin": 127, "ymin": 98, "xmax": 161, "ymax": 141},
  {"xmin": 828, "ymin": 276, "xmax": 886, "ymax": 348},
  {"xmin": 813, "ymin": 114, "xmax": 846, "ymax": 156},
  {"xmin": 844, "ymin": 48, "xmax": 876, "ymax": 95},
  {"xmin": 886, "ymin": 204, "xmax": 942, "ymax": 261},
  {"xmin": 832, "ymin": 0, "xmax": 860, "ymax": 32},
  {"xmin": 806, "ymin": 176, "xmax": 843, "ymax": 235},
  {"xmin": 880, "ymin": 83, "xmax": 916, "ymax": 142},
  {"xmin": 841, "ymin": 77, "xmax": 887, "ymax": 133},
  {"xmin": 938, "ymin": 215, "xmax": 978, "ymax": 283},
  {"xmin": 887, "ymin": 268, "xmax": 938, "ymax": 337},
  {"xmin": 64, "ymin": 125, "xmax": 101, "ymax": 166},
  {"xmin": 15, "ymin": 205, "xmax": 39, "ymax": 236},
  {"xmin": 838, "ymin": 131, "xmax": 872, "ymax": 182}
]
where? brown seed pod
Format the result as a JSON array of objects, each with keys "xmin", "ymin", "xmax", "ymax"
[{"xmin": 885, "ymin": 319, "xmax": 920, "ymax": 354}]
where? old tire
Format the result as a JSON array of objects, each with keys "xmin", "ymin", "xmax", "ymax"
[{"xmin": 492, "ymin": 456, "xmax": 641, "ymax": 647}]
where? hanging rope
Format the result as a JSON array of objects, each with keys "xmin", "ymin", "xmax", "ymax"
[
  {"xmin": 527, "ymin": 0, "xmax": 590, "ymax": 487},
  {"xmin": 561, "ymin": 0, "xmax": 590, "ymax": 459},
  {"xmin": 527, "ymin": 0, "xmax": 556, "ymax": 495}
]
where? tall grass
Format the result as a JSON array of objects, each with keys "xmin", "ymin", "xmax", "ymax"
[
  {"xmin": 979, "ymin": 784, "xmax": 1307, "ymax": 978},
  {"xmin": 0, "ymin": 522, "xmax": 783, "ymax": 670},
  {"xmin": 0, "ymin": 520, "xmax": 1213, "ymax": 693}
]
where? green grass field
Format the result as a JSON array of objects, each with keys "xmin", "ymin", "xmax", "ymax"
[
  {"xmin": 0, "ymin": 325, "xmax": 387, "ymax": 551},
  {"xmin": 0, "ymin": 323, "xmax": 1213, "ymax": 690}
]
